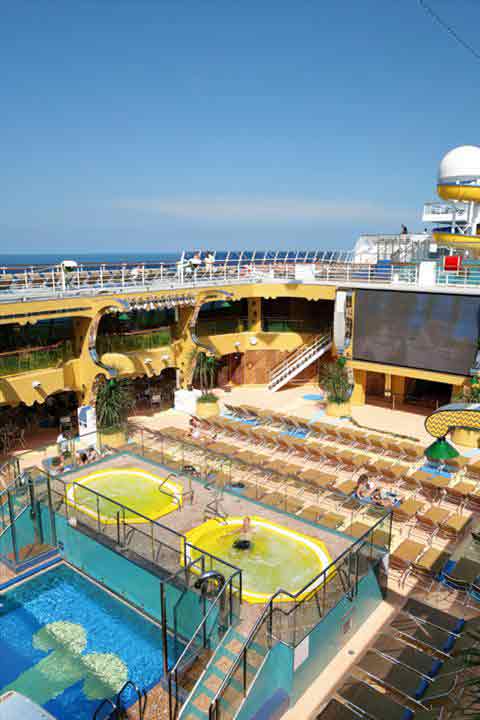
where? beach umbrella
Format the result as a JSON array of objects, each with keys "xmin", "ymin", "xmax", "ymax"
[{"xmin": 425, "ymin": 436, "xmax": 459, "ymax": 461}]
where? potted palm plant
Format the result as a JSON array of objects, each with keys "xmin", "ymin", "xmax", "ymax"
[
  {"xmin": 95, "ymin": 378, "xmax": 134, "ymax": 448},
  {"xmin": 320, "ymin": 359, "xmax": 352, "ymax": 418},
  {"xmin": 191, "ymin": 350, "xmax": 220, "ymax": 418}
]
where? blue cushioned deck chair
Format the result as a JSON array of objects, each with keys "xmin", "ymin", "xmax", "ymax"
[
  {"xmin": 356, "ymin": 650, "xmax": 432, "ymax": 705},
  {"xmin": 336, "ymin": 676, "xmax": 414, "ymax": 720}
]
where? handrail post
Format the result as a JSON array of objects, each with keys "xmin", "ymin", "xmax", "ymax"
[{"xmin": 243, "ymin": 649, "xmax": 247, "ymax": 695}]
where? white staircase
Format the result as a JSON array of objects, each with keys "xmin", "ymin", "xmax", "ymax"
[{"xmin": 268, "ymin": 333, "xmax": 332, "ymax": 392}]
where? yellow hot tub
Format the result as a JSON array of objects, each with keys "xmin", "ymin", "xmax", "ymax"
[
  {"xmin": 67, "ymin": 467, "xmax": 182, "ymax": 524},
  {"xmin": 185, "ymin": 516, "xmax": 333, "ymax": 604}
]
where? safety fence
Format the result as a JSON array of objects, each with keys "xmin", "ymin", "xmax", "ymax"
[{"xmin": 4, "ymin": 250, "xmax": 480, "ymax": 303}]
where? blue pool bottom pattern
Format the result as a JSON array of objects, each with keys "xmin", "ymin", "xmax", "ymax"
[{"xmin": 0, "ymin": 565, "xmax": 177, "ymax": 720}]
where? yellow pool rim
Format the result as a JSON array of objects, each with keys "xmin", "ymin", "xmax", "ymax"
[
  {"xmin": 66, "ymin": 467, "xmax": 183, "ymax": 524},
  {"xmin": 184, "ymin": 516, "xmax": 334, "ymax": 604}
]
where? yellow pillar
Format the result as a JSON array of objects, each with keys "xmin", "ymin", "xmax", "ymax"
[
  {"xmin": 172, "ymin": 305, "xmax": 196, "ymax": 388},
  {"xmin": 248, "ymin": 298, "xmax": 262, "ymax": 333},
  {"xmin": 351, "ymin": 369, "xmax": 366, "ymax": 406},
  {"xmin": 391, "ymin": 375, "xmax": 406, "ymax": 405}
]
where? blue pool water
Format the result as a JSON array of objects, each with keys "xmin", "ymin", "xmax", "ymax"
[{"xmin": 0, "ymin": 565, "xmax": 176, "ymax": 719}]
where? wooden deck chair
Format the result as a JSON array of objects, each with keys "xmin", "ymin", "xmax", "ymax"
[
  {"xmin": 389, "ymin": 539, "xmax": 425, "ymax": 579},
  {"xmin": 305, "ymin": 440, "xmax": 327, "ymax": 464},
  {"xmin": 438, "ymin": 513, "xmax": 471, "ymax": 541},
  {"xmin": 444, "ymin": 455, "xmax": 469, "ymax": 474},
  {"xmin": 309, "ymin": 421, "xmax": 331, "ymax": 441},
  {"xmin": 414, "ymin": 507, "xmax": 450, "ymax": 541},
  {"xmin": 317, "ymin": 511, "xmax": 344, "ymax": 530},
  {"xmin": 337, "ymin": 450, "xmax": 356, "ymax": 471},
  {"xmin": 393, "ymin": 497, "xmax": 425, "ymax": 524},
  {"xmin": 444, "ymin": 480, "xmax": 475, "ymax": 509},
  {"xmin": 368, "ymin": 435, "xmax": 387, "ymax": 454},
  {"xmin": 299, "ymin": 505, "xmax": 319, "ymax": 523},
  {"xmin": 405, "ymin": 547, "xmax": 451, "ymax": 591},
  {"xmin": 335, "ymin": 478, "xmax": 357, "ymax": 498},
  {"xmin": 321, "ymin": 446, "xmax": 341, "ymax": 469}
]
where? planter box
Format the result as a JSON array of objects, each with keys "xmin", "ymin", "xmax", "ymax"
[
  {"xmin": 196, "ymin": 400, "xmax": 220, "ymax": 419},
  {"xmin": 326, "ymin": 401, "xmax": 351, "ymax": 418},
  {"xmin": 97, "ymin": 429, "xmax": 126, "ymax": 449}
]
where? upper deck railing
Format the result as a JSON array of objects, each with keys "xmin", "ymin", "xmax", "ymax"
[{"xmin": 1, "ymin": 249, "xmax": 480, "ymax": 304}]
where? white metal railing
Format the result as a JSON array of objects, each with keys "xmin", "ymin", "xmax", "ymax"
[
  {"xmin": 2, "ymin": 251, "xmax": 480, "ymax": 303},
  {"xmin": 268, "ymin": 333, "xmax": 332, "ymax": 391},
  {"xmin": 422, "ymin": 201, "xmax": 468, "ymax": 222}
]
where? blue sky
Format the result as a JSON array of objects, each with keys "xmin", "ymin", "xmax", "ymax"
[{"xmin": 2, "ymin": 0, "xmax": 480, "ymax": 253}]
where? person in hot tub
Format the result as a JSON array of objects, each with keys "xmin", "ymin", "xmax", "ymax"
[{"xmin": 230, "ymin": 516, "xmax": 254, "ymax": 550}]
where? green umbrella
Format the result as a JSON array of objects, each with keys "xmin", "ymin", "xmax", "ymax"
[{"xmin": 425, "ymin": 436, "xmax": 459, "ymax": 461}]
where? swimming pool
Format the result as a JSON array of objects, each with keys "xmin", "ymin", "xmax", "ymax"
[
  {"xmin": 67, "ymin": 467, "xmax": 183, "ymax": 523},
  {"xmin": 0, "ymin": 565, "xmax": 176, "ymax": 719},
  {"xmin": 185, "ymin": 517, "xmax": 333, "ymax": 603}
]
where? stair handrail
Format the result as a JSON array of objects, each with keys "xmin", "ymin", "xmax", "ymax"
[
  {"xmin": 167, "ymin": 567, "xmax": 242, "ymax": 720},
  {"xmin": 268, "ymin": 332, "xmax": 332, "ymax": 382},
  {"xmin": 267, "ymin": 334, "xmax": 317, "ymax": 377},
  {"xmin": 268, "ymin": 334, "xmax": 332, "ymax": 389}
]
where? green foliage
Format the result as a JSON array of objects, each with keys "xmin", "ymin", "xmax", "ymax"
[
  {"xmin": 95, "ymin": 378, "xmax": 134, "ymax": 430},
  {"xmin": 96, "ymin": 328, "xmax": 170, "ymax": 355},
  {"xmin": 0, "ymin": 341, "xmax": 74, "ymax": 377},
  {"xmin": 197, "ymin": 392, "xmax": 218, "ymax": 404},
  {"xmin": 320, "ymin": 360, "xmax": 352, "ymax": 404},
  {"xmin": 191, "ymin": 350, "xmax": 219, "ymax": 395}
]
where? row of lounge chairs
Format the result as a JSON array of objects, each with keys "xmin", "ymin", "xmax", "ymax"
[
  {"xmin": 319, "ymin": 599, "xmax": 474, "ymax": 720},
  {"xmin": 203, "ymin": 412, "xmax": 480, "ymax": 514},
  {"xmin": 155, "ymin": 426, "xmax": 445, "ymax": 546},
  {"xmin": 223, "ymin": 404, "xmax": 425, "ymax": 463}
]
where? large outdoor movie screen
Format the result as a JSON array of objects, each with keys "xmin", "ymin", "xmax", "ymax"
[{"xmin": 353, "ymin": 290, "xmax": 480, "ymax": 376}]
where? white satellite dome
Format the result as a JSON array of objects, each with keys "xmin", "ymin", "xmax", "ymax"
[{"xmin": 438, "ymin": 145, "xmax": 480, "ymax": 184}]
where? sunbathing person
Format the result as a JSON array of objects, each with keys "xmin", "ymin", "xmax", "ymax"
[{"xmin": 356, "ymin": 474, "xmax": 376, "ymax": 499}]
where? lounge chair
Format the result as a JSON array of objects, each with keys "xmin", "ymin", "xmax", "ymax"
[
  {"xmin": 335, "ymin": 676, "xmax": 415, "ymax": 720},
  {"xmin": 356, "ymin": 649, "xmax": 432, "ymax": 702},
  {"xmin": 300, "ymin": 469, "xmax": 336, "ymax": 493},
  {"xmin": 444, "ymin": 479, "xmax": 475, "ymax": 508},
  {"xmin": 401, "ymin": 599, "xmax": 465, "ymax": 636},
  {"xmin": 317, "ymin": 511, "xmax": 344, "ymax": 530},
  {"xmin": 335, "ymin": 478, "xmax": 357, "ymax": 498},
  {"xmin": 444, "ymin": 455, "xmax": 469, "ymax": 474},
  {"xmin": 413, "ymin": 507, "xmax": 451, "ymax": 542},
  {"xmin": 372, "ymin": 633, "xmax": 442, "ymax": 680},
  {"xmin": 389, "ymin": 614, "xmax": 459, "ymax": 657},
  {"xmin": 389, "ymin": 539, "xmax": 425, "ymax": 580},
  {"xmin": 298, "ymin": 505, "xmax": 318, "ymax": 522},
  {"xmin": 393, "ymin": 497, "xmax": 425, "ymax": 524},
  {"xmin": 405, "ymin": 547, "xmax": 451, "ymax": 591},
  {"xmin": 438, "ymin": 513, "xmax": 471, "ymax": 540},
  {"xmin": 317, "ymin": 698, "xmax": 364, "ymax": 719}
]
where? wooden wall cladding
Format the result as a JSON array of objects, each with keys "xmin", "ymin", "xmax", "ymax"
[{"xmin": 217, "ymin": 349, "xmax": 329, "ymax": 387}]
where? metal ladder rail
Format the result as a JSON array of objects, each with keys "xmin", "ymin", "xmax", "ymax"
[{"xmin": 92, "ymin": 680, "xmax": 147, "ymax": 719}]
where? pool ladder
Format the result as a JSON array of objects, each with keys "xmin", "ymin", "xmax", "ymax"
[{"xmin": 92, "ymin": 680, "xmax": 147, "ymax": 719}]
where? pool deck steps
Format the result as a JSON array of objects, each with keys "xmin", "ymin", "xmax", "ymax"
[{"xmin": 181, "ymin": 627, "xmax": 268, "ymax": 719}]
